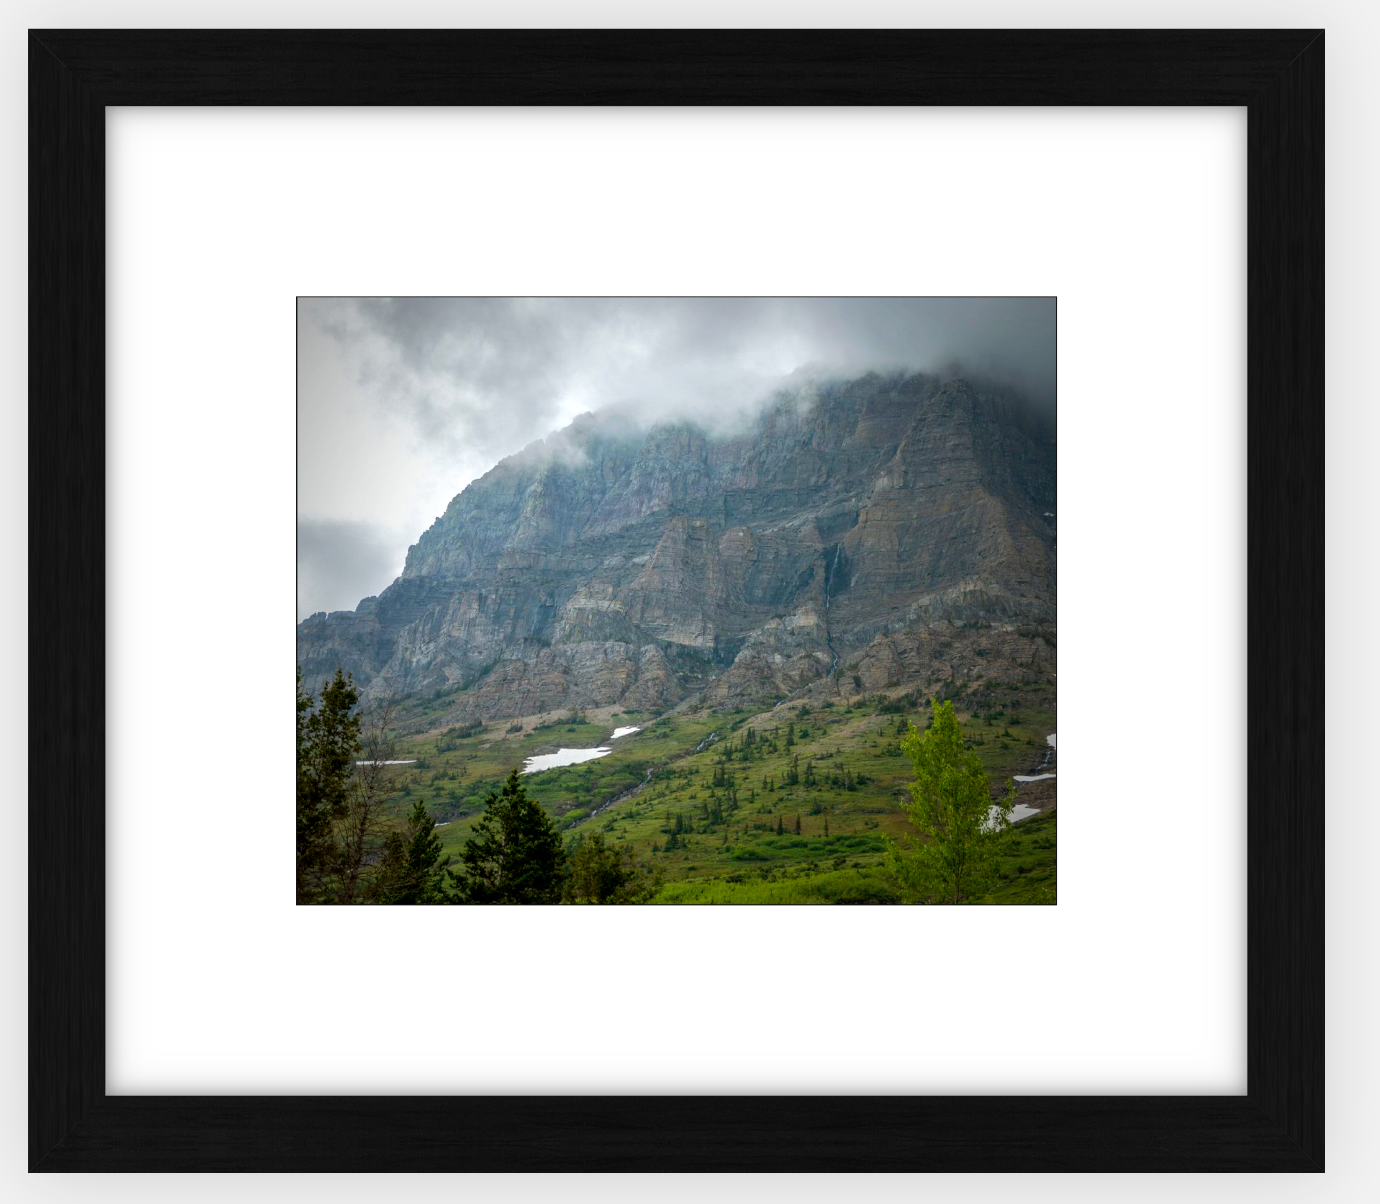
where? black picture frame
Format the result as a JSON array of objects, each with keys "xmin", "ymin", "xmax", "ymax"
[{"xmin": 29, "ymin": 29, "xmax": 1323, "ymax": 1172}]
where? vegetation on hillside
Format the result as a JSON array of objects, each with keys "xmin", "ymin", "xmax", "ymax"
[
  {"xmin": 450, "ymin": 770, "xmax": 566, "ymax": 904},
  {"xmin": 295, "ymin": 666, "xmax": 1056, "ymax": 905},
  {"xmin": 889, "ymin": 700, "xmax": 1017, "ymax": 904}
]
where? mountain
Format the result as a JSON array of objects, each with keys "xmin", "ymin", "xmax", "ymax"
[{"xmin": 297, "ymin": 372, "xmax": 1056, "ymax": 727}]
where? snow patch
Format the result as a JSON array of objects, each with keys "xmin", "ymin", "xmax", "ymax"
[
  {"xmin": 986, "ymin": 802, "xmax": 1042, "ymax": 830},
  {"xmin": 522, "ymin": 747, "xmax": 613, "ymax": 774}
]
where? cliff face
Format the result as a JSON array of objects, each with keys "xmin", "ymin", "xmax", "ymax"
[{"xmin": 297, "ymin": 372, "xmax": 1056, "ymax": 720}]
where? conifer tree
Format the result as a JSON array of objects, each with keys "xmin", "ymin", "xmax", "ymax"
[
  {"xmin": 451, "ymin": 770, "xmax": 565, "ymax": 903},
  {"xmin": 374, "ymin": 800, "xmax": 447, "ymax": 904},
  {"xmin": 563, "ymin": 832, "xmax": 659, "ymax": 903},
  {"xmin": 296, "ymin": 667, "xmax": 361, "ymax": 904}
]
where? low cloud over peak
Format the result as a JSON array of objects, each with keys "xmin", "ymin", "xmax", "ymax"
[{"xmin": 298, "ymin": 297, "xmax": 1054, "ymax": 618}]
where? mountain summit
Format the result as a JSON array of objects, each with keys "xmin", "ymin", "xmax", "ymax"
[{"xmin": 297, "ymin": 372, "xmax": 1056, "ymax": 726}]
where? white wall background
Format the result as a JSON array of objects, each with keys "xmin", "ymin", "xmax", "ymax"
[{"xmin": 1, "ymin": 1, "xmax": 1369, "ymax": 1202}]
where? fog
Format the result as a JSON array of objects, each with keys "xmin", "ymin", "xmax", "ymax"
[{"xmin": 298, "ymin": 297, "xmax": 1054, "ymax": 618}]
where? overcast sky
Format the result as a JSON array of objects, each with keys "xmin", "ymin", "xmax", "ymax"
[{"xmin": 297, "ymin": 297, "xmax": 1055, "ymax": 620}]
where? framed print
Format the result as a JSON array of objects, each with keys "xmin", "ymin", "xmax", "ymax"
[{"xmin": 29, "ymin": 30, "xmax": 1323, "ymax": 1171}]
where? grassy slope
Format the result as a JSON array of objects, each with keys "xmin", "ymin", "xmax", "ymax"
[
  {"xmin": 653, "ymin": 810, "xmax": 1056, "ymax": 904},
  {"xmin": 369, "ymin": 677, "xmax": 1057, "ymax": 904}
]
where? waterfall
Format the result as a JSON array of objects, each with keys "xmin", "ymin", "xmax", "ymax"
[{"xmin": 824, "ymin": 544, "xmax": 843, "ymax": 610}]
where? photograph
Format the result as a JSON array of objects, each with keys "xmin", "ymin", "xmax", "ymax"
[{"xmin": 296, "ymin": 297, "xmax": 1057, "ymax": 905}]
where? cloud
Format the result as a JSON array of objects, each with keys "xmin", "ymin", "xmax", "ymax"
[
  {"xmin": 296, "ymin": 518, "xmax": 407, "ymax": 621},
  {"xmin": 297, "ymin": 297, "xmax": 1054, "ymax": 617}
]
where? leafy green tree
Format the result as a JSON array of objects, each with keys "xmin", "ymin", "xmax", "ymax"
[
  {"xmin": 451, "ymin": 770, "xmax": 565, "ymax": 903},
  {"xmin": 373, "ymin": 800, "xmax": 448, "ymax": 904},
  {"xmin": 563, "ymin": 832, "xmax": 660, "ymax": 903},
  {"xmin": 296, "ymin": 667, "xmax": 361, "ymax": 904},
  {"xmin": 888, "ymin": 699, "xmax": 1015, "ymax": 904}
]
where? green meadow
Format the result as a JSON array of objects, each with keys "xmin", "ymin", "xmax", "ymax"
[{"xmin": 369, "ymin": 679, "xmax": 1057, "ymax": 904}]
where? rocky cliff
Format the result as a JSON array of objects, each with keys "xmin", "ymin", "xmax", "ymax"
[{"xmin": 297, "ymin": 372, "xmax": 1056, "ymax": 723}]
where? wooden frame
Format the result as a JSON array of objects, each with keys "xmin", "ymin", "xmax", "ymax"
[{"xmin": 29, "ymin": 29, "xmax": 1324, "ymax": 1171}]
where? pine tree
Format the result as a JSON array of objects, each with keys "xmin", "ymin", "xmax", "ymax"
[
  {"xmin": 794, "ymin": 814, "xmax": 802, "ymax": 835},
  {"xmin": 776, "ymin": 815, "xmax": 784, "ymax": 836},
  {"xmin": 451, "ymin": 770, "xmax": 565, "ymax": 904},
  {"xmin": 296, "ymin": 667, "xmax": 361, "ymax": 904},
  {"xmin": 374, "ymin": 800, "xmax": 447, "ymax": 904},
  {"xmin": 563, "ymin": 832, "xmax": 658, "ymax": 903}
]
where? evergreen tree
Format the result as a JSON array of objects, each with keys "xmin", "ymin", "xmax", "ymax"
[
  {"xmin": 794, "ymin": 814, "xmax": 802, "ymax": 835},
  {"xmin": 888, "ymin": 700, "xmax": 1015, "ymax": 904},
  {"xmin": 563, "ymin": 832, "xmax": 659, "ymax": 903},
  {"xmin": 373, "ymin": 800, "xmax": 447, "ymax": 904},
  {"xmin": 296, "ymin": 667, "xmax": 361, "ymax": 904},
  {"xmin": 451, "ymin": 770, "xmax": 565, "ymax": 903},
  {"xmin": 776, "ymin": 814, "xmax": 784, "ymax": 836}
]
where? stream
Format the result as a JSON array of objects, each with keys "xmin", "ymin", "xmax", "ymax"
[
  {"xmin": 585, "ymin": 766, "xmax": 656, "ymax": 823},
  {"xmin": 569, "ymin": 728, "xmax": 718, "ymax": 827},
  {"xmin": 1014, "ymin": 733, "xmax": 1057, "ymax": 782}
]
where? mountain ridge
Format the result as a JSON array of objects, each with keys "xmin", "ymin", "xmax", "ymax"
[{"xmin": 297, "ymin": 371, "xmax": 1056, "ymax": 727}]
